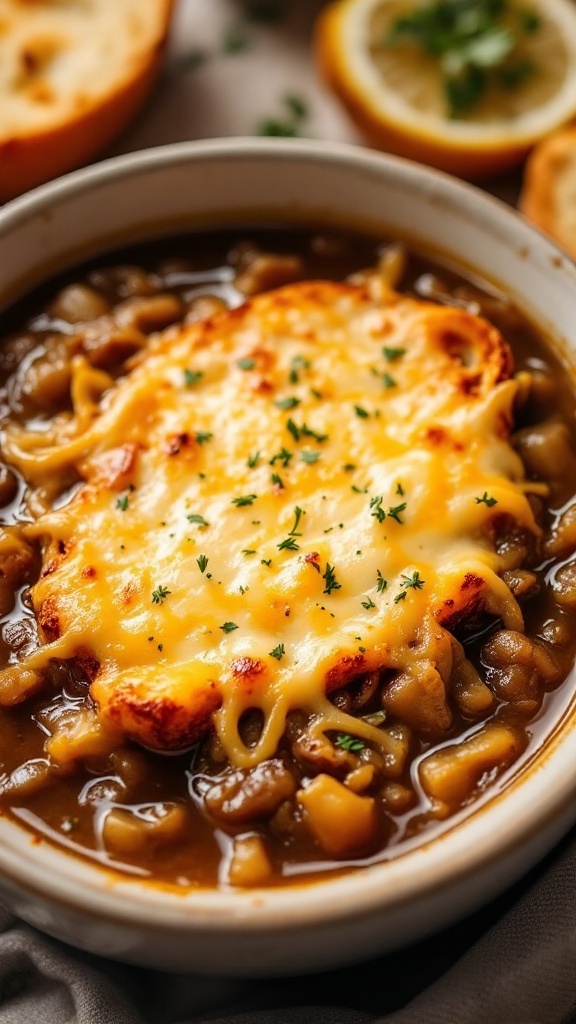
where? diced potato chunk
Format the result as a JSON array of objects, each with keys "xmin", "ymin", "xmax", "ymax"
[
  {"xmin": 419, "ymin": 722, "xmax": 522, "ymax": 808},
  {"xmin": 102, "ymin": 803, "xmax": 188, "ymax": 857},
  {"xmin": 228, "ymin": 834, "xmax": 273, "ymax": 887},
  {"xmin": 297, "ymin": 774, "xmax": 377, "ymax": 858}
]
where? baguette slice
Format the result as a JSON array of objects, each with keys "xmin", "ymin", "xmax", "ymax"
[
  {"xmin": 0, "ymin": 0, "xmax": 173, "ymax": 203},
  {"xmin": 520, "ymin": 125, "xmax": 576, "ymax": 260}
]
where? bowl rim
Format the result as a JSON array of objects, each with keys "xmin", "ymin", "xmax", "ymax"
[{"xmin": 1, "ymin": 137, "xmax": 576, "ymax": 940}]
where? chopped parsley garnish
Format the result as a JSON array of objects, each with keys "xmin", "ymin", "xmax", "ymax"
[
  {"xmin": 271, "ymin": 472, "xmax": 284, "ymax": 488},
  {"xmin": 270, "ymin": 447, "xmax": 293, "ymax": 467},
  {"xmin": 395, "ymin": 570, "xmax": 426, "ymax": 603},
  {"xmin": 387, "ymin": 502, "xmax": 407, "ymax": 523},
  {"xmin": 361, "ymin": 596, "xmax": 376, "ymax": 610},
  {"xmin": 335, "ymin": 734, "xmax": 365, "ymax": 753},
  {"xmin": 247, "ymin": 451, "xmax": 261, "ymax": 468},
  {"xmin": 232, "ymin": 494, "xmax": 258, "ymax": 507},
  {"xmin": 287, "ymin": 418, "xmax": 300, "ymax": 442},
  {"xmin": 195, "ymin": 431, "xmax": 213, "ymax": 445},
  {"xmin": 187, "ymin": 514, "xmax": 209, "ymax": 527},
  {"xmin": 285, "ymin": 94, "xmax": 308, "ymax": 120},
  {"xmin": 475, "ymin": 491, "xmax": 498, "ymax": 507},
  {"xmin": 343, "ymin": 463, "xmax": 356, "ymax": 472},
  {"xmin": 261, "ymin": 558, "xmax": 272, "ymax": 567},
  {"xmin": 197, "ymin": 554, "xmax": 209, "ymax": 573},
  {"xmin": 370, "ymin": 496, "xmax": 406, "ymax": 524},
  {"xmin": 354, "ymin": 404, "xmax": 370, "ymax": 418},
  {"xmin": 383, "ymin": 345, "xmax": 407, "ymax": 361},
  {"xmin": 183, "ymin": 368, "xmax": 203, "ymax": 387},
  {"xmin": 288, "ymin": 505, "xmax": 305, "ymax": 536},
  {"xmin": 286, "ymin": 419, "xmax": 328, "ymax": 444},
  {"xmin": 152, "ymin": 585, "xmax": 171, "ymax": 604},
  {"xmin": 222, "ymin": 23, "xmax": 250, "ymax": 54},
  {"xmin": 385, "ymin": 0, "xmax": 542, "ymax": 118},
  {"xmin": 322, "ymin": 562, "xmax": 341, "ymax": 596},
  {"xmin": 275, "ymin": 396, "xmax": 300, "ymax": 410},
  {"xmin": 289, "ymin": 355, "xmax": 311, "ymax": 384},
  {"xmin": 237, "ymin": 357, "xmax": 256, "ymax": 370},
  {"xmin": 220, "ymin": 621, "xmax": 239, "ymax": 633},
  {"xmin": 376, "ymin": 570, "xmax": 388, "ymax": 593},
  {"xmin": 396, "ymin": 482, "xmax": 405, "ymax": 496},
  {"xmin": 370, "ymin": 495, "xmax": 386, "ymax": 523},
  {"xmin": 116, "ymin": 494, "xmax": 130, "ymax": 511},
  {"xmin": 242, "ymin": 549, "xmax": 257, "ymax": 556},
  {"xmin": 301, "ymin": 450, "xmax": 320, "ymax": 464},
  {"xmin": 382, "ymin": 372, "xmax": 397, "ymax": 389},
  {"xmin": 258, "ymin": 93, "xmax": 310, "ymax": 137},
  {"xmin": 278, "ymin": 536, "xmax": 299, "ymax": 551},
  {"xmin": 269, "ymin": 642, "xmax": 285, "ymax": 660}
]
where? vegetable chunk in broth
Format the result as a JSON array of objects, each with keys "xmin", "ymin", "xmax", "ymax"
[{"xmin": 0, "ymin": 227, "xmax": 575, "ymax": 890}]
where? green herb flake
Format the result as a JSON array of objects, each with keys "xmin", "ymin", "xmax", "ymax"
[
  {"xmin": 387, "ymin": 502, "xmax": 407, "ymax": 524},
  {"xmin": 289, "ymin": 355, "xmax": 312, "ymax": 384},
  {"xmin": 396, "ymin": 482, "xmax": 405, "ymax": 496},
  {"xmin": 242, "ymin": 549, "xmax": 257, "ymax": 556},
  {"xmin": 195, "ymin": 431, "xmax": 213, "ymax": 445},
  {"xmin": 288, "ymin": 506, "xmax": 305, "ymax": 536},
  {"xmin": 116, "ymin": 494, "xmax": 130, "ymax": 511},
  {"xmin": 197, "ymin": 554, "xmax": 209, "ymax": 574},
  {"xmin": 275, "ymin": 396, "xmax": 300, "ymax": 410},
  {"xmin": 301, "ymin": 450, "xmax": 320, "ymax": 464},
  {"xmin": 232, "ymin": 494, "xmax": 258, "ymax": 507},
  {"xmin": 237, "ymin": 357, "xmax": 256, "ymax": 370},
  {"xmin": 322, "ymin": 562, "xmax": 341, "ymax": 596},
  {"xmin": 271, "ymin": 472, "xmax": 284, "ymax": 488},
  {"xmin": 361, "ymin": 596, "xmax": 376, "ymax": 610},
  {"xmin": 187, "ymin": 513, "xmax": 209, "ymax": 527},
  {"xmin": 335, "ymin": 733, "xmax": 365, "ymax": 753},
  {"xmin": 475, "ymin": 491, "xmax": 498, "ymax": 507},
  {"xmin": 277, "ymin": 536, "xmax": 299, "ymax": 551},
  {"xmin": 222, "ymin": 23, "xmax": 251, "ymax": 54},
  {"xmin": 220, "ymin": 621, "xmax": 239, "ymax": 633},
  {"xmin": 354, "ymin": 404, "xmax": 370, "ymax": 419},
  {"xmin": 383, "ymin": 345, "xmax": 407, "ymax": 361},
  {"xmin": 152, "ymin": 585, "xmax": 171, "ymax": 605},
  {"xmin": 270, "ymin": 447, "xmax": 293, "ymax": 467},
  {"xmin": 247, "ymin": 451, "xmax": 261, "ymax": 468},
  {"xmin": 343, "ymin": 463, "xmax": 356, "ymax": 472},
  {"xmin": 183, "ymin": 368, "xmax": 204, "ymax": 388},
  {"xmin": 376, "ymin": 570, "xmax": 387, "ymax": 593},
  {"xmin": 385, "ymin": 0, "xmax": 542, "ymax": 118},
  {"xmin": 399, "ymin": 570, "xmax": 425, "ymax": 593},
  {"xmin": 383, "ymin": 372, "xmax": 397, "ymax": 389},
  {"xmin": 269, "ymin": 642, "xmax": 286, "ymax": 661}
]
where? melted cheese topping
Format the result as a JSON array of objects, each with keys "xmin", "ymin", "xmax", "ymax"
[{"xmin": 5, "ymin": 279, "xmax": 541, "ymax": 767}]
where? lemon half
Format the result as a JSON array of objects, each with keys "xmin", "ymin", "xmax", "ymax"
[{"xmin": 316, "ymin": 0, "xmax": 576, "ymax": 178}]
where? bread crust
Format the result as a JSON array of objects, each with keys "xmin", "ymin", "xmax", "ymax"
[
  {"xmin": 0, "ymin": 0, "xmax": 173, "ymax": 202},
  {"xmin": 520, "ymin": 125, "xmax": 576, "ymax": 260}
]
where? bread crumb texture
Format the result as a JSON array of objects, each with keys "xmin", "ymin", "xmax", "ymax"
[{"xmin": 0, "ymin": 0, "xmax": 173, "ymax": 201}]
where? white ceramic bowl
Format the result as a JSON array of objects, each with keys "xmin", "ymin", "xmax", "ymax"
[{"xmin": 1, "ymin": 139, "xmax": 576, "ymax": 976}]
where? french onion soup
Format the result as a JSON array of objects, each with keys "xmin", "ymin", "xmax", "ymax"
[{"xmin": 0, "ymin": 227, "xmax": 575, "ymax": 889}]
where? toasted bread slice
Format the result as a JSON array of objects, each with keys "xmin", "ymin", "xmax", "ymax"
[
  {"xmin": 520, "ymin": 125, "xmax": 576, "ymax": 260},
  {"xmin": 0, "ymin": 0, "xmax": 173, "ymax": 202}
]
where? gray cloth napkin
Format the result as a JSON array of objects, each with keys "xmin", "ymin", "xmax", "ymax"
[{"xmin": 1, "ymin": 828, "xmax": 575, "ymax": 1024}]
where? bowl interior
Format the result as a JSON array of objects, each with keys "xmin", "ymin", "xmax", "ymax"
[{"xmin": 1, "ymin": 139, "xmax": 576, "ymax": 975}]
